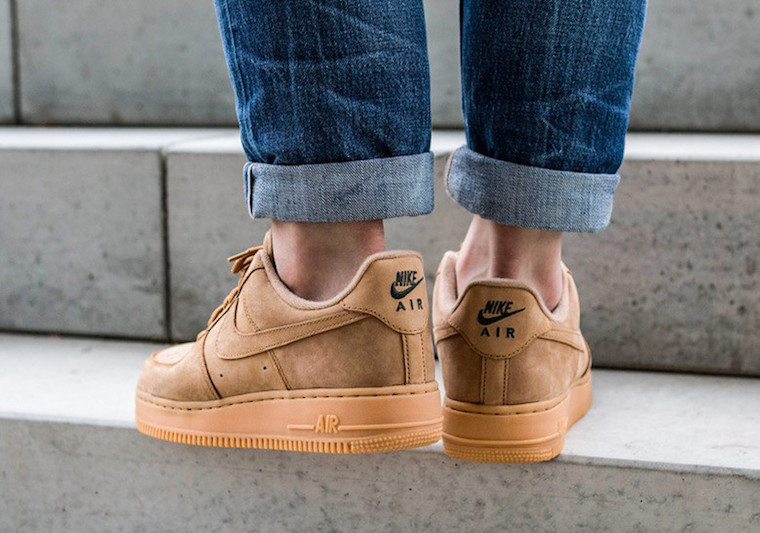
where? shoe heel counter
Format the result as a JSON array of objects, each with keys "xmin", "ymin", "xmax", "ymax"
[
  {"xmin": 343, "ymin": 253, "xmax": 429, "ymax": 332},
  {"xmin": 343, "ymin": 252, "xmax": 435, "ymax": 385},
  {"xmin": 436, "ymin": 333, "xmax": 484, "ymax": 404},
  {"xmin": 401, "ymin": 331, "xmax": 436, "ymax": 385},
  {"xmin": 439, "ymin": 283, "xmax": 554, "ymax": 405}
]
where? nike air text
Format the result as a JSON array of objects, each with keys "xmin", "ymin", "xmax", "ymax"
[
  {"xmin": 477, "ymin": 300, "xmax": 524, "ymax": 337},
  {"xmin": 391, "ymin": 270, "xmax": 424, "ymax": 308},
  {"xmin": 314, "ymin": 414, "xmax": 340, "ymax": 433}
]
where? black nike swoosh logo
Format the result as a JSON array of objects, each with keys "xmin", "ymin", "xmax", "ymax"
[
  {"xmin": 390, "ymin": 278, "xmax": 424, "ymax": 299},
  {"xmin": 476, "ymin": 307, "xmax": 525, "ymax": 325}
]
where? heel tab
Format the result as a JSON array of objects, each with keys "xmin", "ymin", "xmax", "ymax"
[
  {"xmin": 448, "ymin": 282, "xmax": 552, "ymax": 359},
  {"xmin": 343, "ymin": 253, "xmax": 429, "ymax": 334}
]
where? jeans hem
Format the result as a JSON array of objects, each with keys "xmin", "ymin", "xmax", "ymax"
[
  {"xmin": 445, "ymin": 146, "xmax": 620, "ymax": 233},
  {"xmin": 244, "ymin": 152, "xmax": 434, "ymax": 222}
]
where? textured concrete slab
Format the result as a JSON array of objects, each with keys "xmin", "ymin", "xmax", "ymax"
[
  {"xmin": 164, "ymin": 131, "xmax": 760, "ymax": 376},
  {"xmin": 14, "ymin": 0, "xmax": 760, "ymax": 130},
  {"xmin": 0, "ymin": 0, "xmax": 13, "ymax": 123},
  {"xmin": 0, "ymin": 334, "xmax": 758, "ymax": 531},
  {"xmin": 629, "ymin": 0, "xmax": 760, "ymax": 131},
  {"xmin": 0, "ymin": 128, "xmax": 218, "ymax": 338},
  {"xmin": 0, "ymin": 127, "xmax": 226, "ymax": 150},
  {"xmin": 165, "ymin": 138, "xmax": 266, "ymax": 340},
  {"xmin": 0, "ymin": 334, "xmax": 163, "ymax": 425},
  {"xmin": 16, "ymin": 1, "xmax": 235, "ymax": 125},
  {"xmin": 424, "ymin": 0, "xmax": 462, "ymax": 127},
  {"xmin": 567, "ymin": 136, "xmax": 760, "ymax": 375},
  {"xmin": 588, "ymin": 157, "xmax": 759, "ymax": 376}
]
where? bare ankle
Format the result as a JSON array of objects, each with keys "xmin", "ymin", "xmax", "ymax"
[
  {"xmin": 271, "ymin": 220, "xmax": 386, "ymax": 301},
  {"xmin": 455, "ymin": 216, "xmax": 563, "ymax": 310}
]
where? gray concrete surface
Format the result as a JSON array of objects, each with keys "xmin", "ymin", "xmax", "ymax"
[
  {"xmin": 0, "ymin": 0, "xmax": 13, "ymax": 123},
  {"xmin": 164, "ymin": 130, "xmax": 760, "ymax": 376},
  {"xmin": 3, "ymin": 128, "xmax": 760, "ymax": 374},
  {"xmin": 16, "ymin": 1, "xmax": 236, "ymax": 125},
  {"xmin": 425, "ymin": 0, "xmax": 462, "ymax": 127},
  {"xmin": 567, "ymin": 153, "xmax": 760, "ymax": 376},
  {"xmin": 0, "ymin": 333, "xmax": 759, "ymax": 531},
  {"xmin": 165, "ymin": 138, "xmax": 266, "ymax": 340},
  {"xmin": 11, "ymin": 0, "xmax": 760, "ymax": 130},
  {"xmin": 629, "ymin": 0, "xmax": 760, "ymax": 131},
  {"xmin": 0, "ymin": 128, "xmax": 219, "ymax": 338}
]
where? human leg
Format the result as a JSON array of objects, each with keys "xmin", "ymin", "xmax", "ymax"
[
  {"xmin": 215, "ymin": 0, "xmax": 433, "ymax": 299},
  {"xmin": 135, "ymin": 0, "xmax": 441, "ymax": 452},
  {"xmin": 453, "ymin": 0, "xmax": 646, "ymax": 307},
  {"xmin": 435, "ymin": 0, "xmax": 647, "ymax": 462}
]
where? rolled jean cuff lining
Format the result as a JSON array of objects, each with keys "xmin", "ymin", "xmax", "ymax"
[
  {"xmin": 244, "ymin": 152, "xmax": 434, "ymax": 222},
  {"xmin": 446, "ymin": 146, "xmax": 620, "ymax": 232}
]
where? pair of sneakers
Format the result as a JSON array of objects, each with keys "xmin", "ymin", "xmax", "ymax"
[{"xmin": 136, "ymin": 232, "xmax": 591, "ymax": 463}]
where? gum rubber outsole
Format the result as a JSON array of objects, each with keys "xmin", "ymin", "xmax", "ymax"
[
  {"xmin": 442, "ymin": 371, "xmax": 592, "ymax": 464},
  {"xmin": 136, "ymin": 383, "xmax": 442, "ymax": 454}
]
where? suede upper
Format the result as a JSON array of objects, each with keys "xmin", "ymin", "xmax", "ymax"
[
  {"xmin": 138, "ymin": 241, "xmax": 435, "ymax": 401},
  {"xmin": 433, "ymin": 252, "xmax": 590, "ymax": 406}
]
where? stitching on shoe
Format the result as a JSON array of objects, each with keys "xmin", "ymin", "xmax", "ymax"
[
  {"xmin": 502, "ymin": 359, "xmax": 509, "ymax": 405},
  {"xmin": 402, "ymin": 334, "xmax": 410, "ymax": 385},
  {"xmin": 241, "ymin": 291, "xmax": 261, "ymax": 332},
  {"xmin": 419, "ymin": 333, "xmax": 427, "ymax": 383},
  {"xmin": 217, "ymin": 313, "xmax": 366, "ymax": 359},
  {"xmin": 342, "ymin": 303, "xmax": 425, "ymax": 334},
  {"xmin": 480, "ymin": 358, "xmax": 487, "ymax": 404},
  {"xmin": 242, "ymin": 315, "xmax": 366, "ymax": 354},
  {"xmin": 446, "ymin": 399, "xmax": 561, "ymax": 417},
  {"xmin": 268, "ymin": 350, "xmax": 291, "ymax": 390},
  {"xmin": 137, "ymin": 389, "xmax": 433, "ymax": 412},
  {"xmin": 231, "ymin": 310, "xmax": 357, "ymax": 338},
  {"xmin": 199, "ymin": 334, "xmax": 222, "ymax": 400}
]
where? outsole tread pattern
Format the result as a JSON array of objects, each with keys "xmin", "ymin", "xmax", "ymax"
[
  {"xmin": 443, "ymin": 441, "xmax": 563, "ymax": 463},
  {"xmin": 137, "ymin": 420, "xmax": 440, "ymax": 454}
]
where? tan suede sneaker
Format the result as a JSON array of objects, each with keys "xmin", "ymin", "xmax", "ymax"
[
  {"xmin": 136, "ymin": 234, "xmax": 441, "ymax": 453},
  {"xmin": 433, "ymin": 252, "xmax": 591, "ymax": 463}
]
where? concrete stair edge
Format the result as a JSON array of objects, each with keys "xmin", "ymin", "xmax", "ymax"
[{"xmin": 1, "ymin": 333, "xmax": 759, "ymax": 531}]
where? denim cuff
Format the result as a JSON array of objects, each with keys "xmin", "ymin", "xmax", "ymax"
[
  {"xmin": 446, "ymin": 146, "xmax": 620, "ymax": 232},
  {"xmin": 244, "ymin": 152, "xmax": 434, "ymax": 222}
]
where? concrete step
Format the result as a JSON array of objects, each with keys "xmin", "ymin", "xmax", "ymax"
[
  {"xmin": 1, "ymin": 333, "xmax": 758, "ymax": 531},
  {"xmin": 0, "ymin": 1, "xmax": 758, "ymax": 130},
  {"xmin": 3, "ymin": 128, "xmax": 760, "ymax": 376},
  {"xmin": 0, "ymin": 0, "xmax": 12, "ymax": 122}
]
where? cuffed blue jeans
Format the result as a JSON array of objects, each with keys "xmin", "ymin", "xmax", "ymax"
[{"xmin": 214, "ymin": 0, "xmax": 646, "ymax": 232}]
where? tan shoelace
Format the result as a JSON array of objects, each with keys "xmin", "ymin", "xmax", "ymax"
[{"xmin": 197, "ymin": 245, "xmax": 263, "ymax": 339}]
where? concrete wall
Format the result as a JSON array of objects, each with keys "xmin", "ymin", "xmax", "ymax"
[
  {"xmin": 158, "ymin": 132, "xmax": 760, "ymax": 376},
  {"xmin": 629, "ymin": 0, "xmax": 760, "ymax": 130},
  {"xmin": 16, "ymin": 1, "xmax": 235, "ymax": 125},
  {"xmin": 0, "ymin": 129, "xmax": 220, "ymax": 339},
  {"xmin": 4, "ymin": 0, "xmax": 759, "ymax": 130},
  {"xmin": 0, "ymin": 0, "xmax": 13, "ymax": 123}
]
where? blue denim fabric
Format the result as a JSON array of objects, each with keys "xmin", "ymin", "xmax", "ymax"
[
  {"xmin": 452, "ymin": 0, "xmax": 647, "ymax": 231},
  {"xmin": 214, "ymin": 0, "xmax": 433, "ymax": 221},
  {"xmin": 215, "ymin": 0, "xmax": 646, "ymax": 231},
  {"xmin": 447, "ymin": 147, "xmax": 619, "ymax": 232},
  {"xmin": 243, "ymin": 153, "xmax": 434, "ymax": 222}
]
